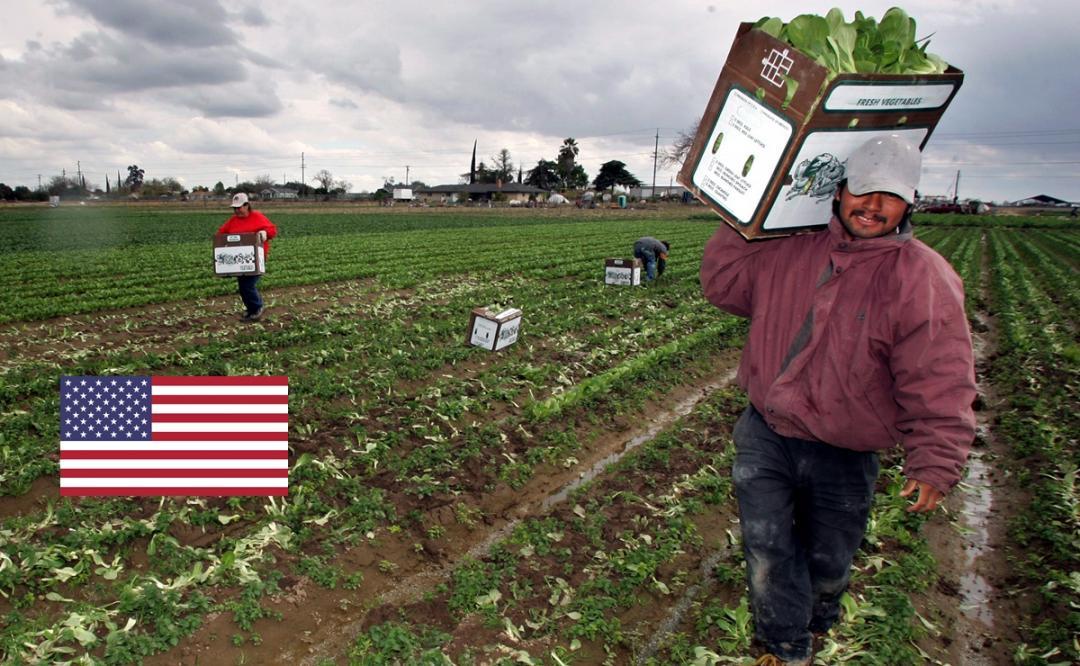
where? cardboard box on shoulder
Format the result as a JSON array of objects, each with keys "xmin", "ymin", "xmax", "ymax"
[
  {"xmin": 214, "ymin": 232, "xmax": 265, "ymax": 276},
  {"xmin": 604, "ymin": 258, "xmax": 642, "ymax": 286},
  {"xmin": 467, "ymin": 307, "xmax": 522, "ymax": 351},
  {"xmin": 677, "ymin": 23, "xmax": 963, "ymax": 239}
]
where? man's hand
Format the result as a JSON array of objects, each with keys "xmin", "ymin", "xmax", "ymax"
[
  {"xmin": 899, "ymin": 479, "xmax": 944, "ymax": 513},
  {"xmin": 257, "ymin": 230, "xmax": 267, "ymax": 243}
]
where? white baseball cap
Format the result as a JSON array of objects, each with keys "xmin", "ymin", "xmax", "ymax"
[
  {"xmin": 231, "ymin": 192, "xmax": 249, "ymax": 208},
  {"xmin": 846, "ymin": 135, "xmax": 922, "ymax": 204}
]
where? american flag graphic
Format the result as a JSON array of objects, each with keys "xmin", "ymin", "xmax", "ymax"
[{"xmin": 59, "ymin": 376, "xmax": 289, "ymax": 496}]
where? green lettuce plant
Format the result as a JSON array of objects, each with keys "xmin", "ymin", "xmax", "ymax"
[{"xmin": 754, "ymin": 7, "xmax": 948, "ymax": 78}]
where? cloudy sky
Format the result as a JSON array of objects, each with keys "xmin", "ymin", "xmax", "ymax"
[{"xmin": 1, "ymin": 0, "xmax": 1077, "ymax": 202}]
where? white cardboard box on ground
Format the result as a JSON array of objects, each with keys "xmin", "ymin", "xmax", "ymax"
[
  {"xmin": 467, "ymin": 307, "xmax": 522, "ymax": 351},
  {"xmin": 214, "ymin": 232, "xmax": 265, "ymax": 276},
  {"xmin": 604, "ymin": 258, "xmax": 642, "ymax": 286}
]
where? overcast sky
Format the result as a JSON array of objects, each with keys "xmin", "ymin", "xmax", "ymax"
[{"xmin": 1, "ymin": 0, "xmax": 1078, "ymax": 202}]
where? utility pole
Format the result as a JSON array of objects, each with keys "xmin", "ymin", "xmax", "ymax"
[
  {"xmin": 77, "ymin": 161, "xmax": 82, "ymax": 186},
  {"xmin": 405, "ymin": 165, "xmax": 410, "ymax": 185},
  {"xmin": 301, "ymin": 152, "xmax": 305, "ymax": 191},
  {"xmin": 953, "ymin": 170, "xmax": 961, "ymax": 204},
  {"xmin": 651, "ymin": 128, "xmax": 659, "ymax": 198},
  {"xmin": 37, "ymin": 174, "xmax": 42, "ymax": 190}
]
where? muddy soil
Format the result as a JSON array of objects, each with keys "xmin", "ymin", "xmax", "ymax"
[{"xmin": 142, "ymin": 353, "xmax": 744, "ymax": 666}]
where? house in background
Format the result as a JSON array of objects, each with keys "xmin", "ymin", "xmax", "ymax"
[
  {"xmin": 414, "ymin": 182, "xmax": 549, "ymax": 205},
  {"xmin": 260, "ymin": 187, "xmax": 299, "ymax": 200}
]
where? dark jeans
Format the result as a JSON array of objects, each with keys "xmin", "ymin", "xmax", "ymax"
[
  {"xmin": 633, "ymin": 248, "xmax": 665, "ymax": 280},
  {"xmin": 237, "ymin": 275, "xmax": 263, "ymax": 314},
  {"xmin": 732, "ymin": 406, "xmax": 878, "ymax": 661}
]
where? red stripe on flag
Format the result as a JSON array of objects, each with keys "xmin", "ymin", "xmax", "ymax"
[
  {"xmin": 152, "ymin": 395, "xmax": 289, "ymax": 404},
  {"xmin": 151, "ymin": 432, "xmax": 289, "ymax": 441},
  {"xmin": 153, "ymin": 413, "xmax": 289, "ymax": 423},
  {"xmin": 61, "ymin": 469, "xmax": 289, "ymax": 478},
  {"xmin": 152, "ymin": 376, "xmax": 288, "ymax": 386},
  {"xmin": 61, "ymin": 488, "xmax": 288, "ymax": 496},
  {"xmin": 62, "ymin": 450, "xmax": 288, "ymax": 459}
]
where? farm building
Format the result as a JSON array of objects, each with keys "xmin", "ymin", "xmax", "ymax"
[
  {"xmin": 260, "ymin": 187, "xmax": 299, "ymax": 200},
  {"xmin": 414, "ymin": 182, "xmax": 549, "ymax": 205},
  {"xmin": 1011, "ymin": 194, "xmax": 1073, "ymax": 207}
]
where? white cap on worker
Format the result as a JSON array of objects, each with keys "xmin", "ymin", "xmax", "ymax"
[
  {"xmin": 231, "ymin": 192, "xmax": 249, "ymax": 208},
  {"xmin": 846, "ymin": 135, "xmax": 922, "ymax": 204}
]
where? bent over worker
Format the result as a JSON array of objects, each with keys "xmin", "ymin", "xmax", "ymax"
[
  {"xmin": 219, "ymin": 193, "xmax": 277, "ymax": 321},
  {"xmin": 633, "ymin": 236, "xmax": 670, "ymax": 281},
  {"xmin": 699, "ymin": 135, "xmax": 976, "ymax": 665}
]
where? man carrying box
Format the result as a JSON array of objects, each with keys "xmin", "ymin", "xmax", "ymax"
[
  {"xmin": 632, "ymin": 237, "xmax": 670, "ymax": 281},
  {"xmin": 700, "ymin": 135, "xmax": 976, "ymax": 665},
  {"xmin": 219, "ymin": 193, "xmax": 277, "ymax": 321}
]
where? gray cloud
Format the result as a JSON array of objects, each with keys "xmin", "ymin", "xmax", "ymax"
[
  {"xmin": 65, "ymin": 0, "xmax": 235, "ymax": 48},
  {"xmin": 180, "ymin": 90, "xmax": 283, "ymax": 118},
  {"xmin": 329, "ymin": 97, "xmax": 358, "ymax": 109}
]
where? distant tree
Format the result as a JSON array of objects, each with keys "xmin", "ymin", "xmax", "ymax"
[
  {"xmin": 408, "ymin": 180, "xmax": 428, "ymax": 191},
  {"xmin": 333, "ymin": 179, "xmax": 351, "ymax": 194},
  {"xmin": 594, "ymin": 160, "xmax": 641, "ymax": 193},
  {"xmin": 14, "ymin": 185, "xmax": 40, "ymax": 201},
  {"xmin": 313, "ymin": 169, "xmax": 335, "ymax": 192},
  {"xmin": 0, "ymin": 183, "xmax": 13, "ymax": 200},
  {"xmin": 556, "ymin": 137, "xmax": 580, "ymax": 187},
  {"xmin": 564, "ymin": 164, "xmax": 589, "ymax": 190},
  {"xmin": 105, "ymin": 174, "xmax": 111, "ymax": 194},
  {"xmin": 491, "ymin": 148, "xmax": 514, "ymax": 184},
  {"xmin": 525, "ymin": 159, "xmax": 560, "ymax": 190},
  {"xmin": 125, "ymin": 165, "xmax": 145, "ymax": 191},
  {"xmin": 213, "ymin": 181, "xmax": 226, "ymax": 196},
  {"xmin": 47, "ymin": 175, "xmax": 81, "ymax": 197},
  {"xmin": 662, "ymin": 122, "xmax": 699, "ymax": 169},
  {"xmin": 253, "ymin": 174, "xmax": 276, "ymax": 190}
]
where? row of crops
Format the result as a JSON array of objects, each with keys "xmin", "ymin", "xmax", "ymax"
[{"xmin": 0, "ymin": 205, "xmax": 1077, "ymax": 664}]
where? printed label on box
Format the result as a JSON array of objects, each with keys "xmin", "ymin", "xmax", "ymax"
[
  {"xmin": 494, "ymin": 317, "xmax": 521, "ymax": 351},
  {"xmin": 765, "ymin": 127, "xmax": 929, "ymax": 230},
  {"xmin": 692, "ymin": 88, "xmax": 793, "ymax": 224},
  {"xmin": 605, "ymin": 267, "xmax": 640, "ymax": 286},
  {"xmin": 824, "ymin": 82, "xmax": 958, "ymax": 112},
  {"xmin": 470, "ymin": 317, "xmax": 499, "ymax": 350},
  {"xmin": 215, "ymin": 245, "xmax": 259, "ymax": 274}
]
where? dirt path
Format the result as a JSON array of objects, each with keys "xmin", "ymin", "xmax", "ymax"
[
  {"xmin": 918, "ymin": 236, "xmax": 1023, "ymax": 665},
  {"xmin": 143, "ymin": 353, "xmax": 743, "ymax": 666}
]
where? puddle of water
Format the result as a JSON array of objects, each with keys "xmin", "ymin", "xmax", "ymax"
[{"xmin": 957, "ymin": 435, "xmax": 994, "ymax": 628}]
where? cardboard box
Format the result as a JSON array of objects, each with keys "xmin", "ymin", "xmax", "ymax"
[
  {"xmin": 214, "ymin": 232, "xmax": 265, "ymax": 276},
  {"xmin": 467, "ymin": 307, "xmax": 522, "ymax": 351},
  {"xmin": 678, "ymin": 23, "xmax": 963, "ymax": 239},
  {"xmin": 604, "ymin": 258, "xmax": 642, "ymax": 286}
]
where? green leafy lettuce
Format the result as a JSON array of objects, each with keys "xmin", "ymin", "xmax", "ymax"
[{"xmin": 754, "ymin": 7, "xmax": 948, "ymax": 79}]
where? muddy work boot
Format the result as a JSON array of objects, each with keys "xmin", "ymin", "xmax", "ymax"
[{"xmin": 244, "ymin": 306, "xmax": 265, "ymax": 322}]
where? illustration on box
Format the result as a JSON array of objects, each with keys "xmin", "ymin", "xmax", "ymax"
[
  {"xmin": 765, "ymin": 126, "xmax": 929, "ymax": 231},
  {"xmin": 468, "ymin": 308, "xmax": 522, "ymax": 351}
]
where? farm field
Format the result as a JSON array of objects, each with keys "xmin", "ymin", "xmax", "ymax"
[{"xmin": 0, "ymin": 204, "xmax": 1076, "ymax": 665}]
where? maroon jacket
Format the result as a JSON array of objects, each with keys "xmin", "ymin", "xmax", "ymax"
[{"xmin": 700, "ymin": 218, "xmax": 975, "ymax": 492}]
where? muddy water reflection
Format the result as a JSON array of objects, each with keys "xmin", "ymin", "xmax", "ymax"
[{"xmin": 958, "ymin": 446, "xmax": 994, "ymax": 627}]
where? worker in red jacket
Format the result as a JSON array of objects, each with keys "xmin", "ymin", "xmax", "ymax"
[
  {"xmin": 218, "ymin": 193, "xmax": 277, "ymax": 321},
  {"xmin": 700, "ymin": 135, "xmax": 976, "ymax": 665}
]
